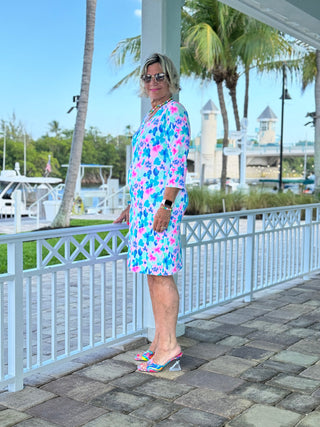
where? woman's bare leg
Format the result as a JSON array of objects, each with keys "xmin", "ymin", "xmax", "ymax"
[
  {"xmin": 147, "ymin": 279, "xmax": 160, "ymax": 353},
  {"xmin": 145, "ymin": 274, "xmax": 181, "ymax": 365}
]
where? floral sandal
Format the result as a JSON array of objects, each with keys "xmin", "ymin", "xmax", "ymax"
[
  {"xmin": 137, "ymin": 352, "xmax": 183, "ymax": 373},
  {"xmin": 134, "ymin": 350, "xmax": 154, "ymax": 362}
]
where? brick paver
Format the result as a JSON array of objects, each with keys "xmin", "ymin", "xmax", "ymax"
[{"xmin": 2, "ymin": 275, "xmax": 320, "ymax": 426}]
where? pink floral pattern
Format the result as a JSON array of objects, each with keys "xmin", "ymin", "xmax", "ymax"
[{"xmin": 127, "ymin": 100, "xmax": 190, "ymax": 275}]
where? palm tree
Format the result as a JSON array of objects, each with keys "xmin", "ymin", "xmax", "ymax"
[
  {"xmin": 183, "ymin": 0, "xmax": 246, "ymax": 188},
  {"xmin": 301, "ymin": 49, "xmax": 320, "ymax": 195},
  {"xmin": 227, "ymin": 17, "xmax": 292, "ymax": 175},
  {"xmin": 233, "ymin": 18, "xmax": 291, "ymax": 122},
  {"xmin": 48, "ymin": 120, "xmax": 61, "ymax": 138},
  {"xmin": 110, "ymin": 0, "xmax": 293, "ymax": 190},
  {"xmin": 112, "ymin": 0, "xmax": 240, "ymax": 189},
  {"xmin": 316, "ymin": 50, "xmax": 320, "ymax": 196},
  {"xmin": 52, "ymin": 0, "xmax": 97, "ymax": 228}
]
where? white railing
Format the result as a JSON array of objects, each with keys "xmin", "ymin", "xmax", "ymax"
[
  {"xmin": 178, "ymin": 205, "xmax": 319, "ymax": 316},
  {"xmin": 1, "ymin": 203, "xmax": 320, "ymax": 392}
]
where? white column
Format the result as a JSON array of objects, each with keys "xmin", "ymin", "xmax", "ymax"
[{"xmin": 141, "ymin": 0, "xmax": 184, "ymax": 118}]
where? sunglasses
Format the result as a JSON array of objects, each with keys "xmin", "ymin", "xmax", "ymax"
[{"xmin": 141, "ymin": 73, "xmax": 166, "ymax": 83}]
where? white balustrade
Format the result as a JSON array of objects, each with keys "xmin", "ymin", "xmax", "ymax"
[{"xmin": 1, "ymin": 203, "xmax": 320, "ymax": 391}]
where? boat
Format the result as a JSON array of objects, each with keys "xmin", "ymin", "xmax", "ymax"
[
  {"xmin": 0, "ymin": 164, "xmax": 62, "ymax": 218},
  {"xmin": 0, "ymin": 162, "xmax": 129, "ymax": 222},
  {"xmin": 61, "ymin": 163, "xmax": 129, "ymax": 215}
]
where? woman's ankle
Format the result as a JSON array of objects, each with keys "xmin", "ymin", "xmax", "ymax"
[{"xmin": 156, "ymin": 342, "xmax": 180, "ymax": 354}]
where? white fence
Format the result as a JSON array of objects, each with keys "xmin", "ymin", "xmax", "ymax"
[{"xmin": 1, "ymin": 203, "xmax": 320, "ymax": 392}]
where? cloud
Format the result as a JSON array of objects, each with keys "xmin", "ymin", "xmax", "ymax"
[{"xmin": 134, "ymin": 9, "xmax": 141, "ymax": 18}]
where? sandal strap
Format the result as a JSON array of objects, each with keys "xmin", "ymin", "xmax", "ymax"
[{"xmin": 134, "ymin": 350, "xmax": 154, "ymax": 361}]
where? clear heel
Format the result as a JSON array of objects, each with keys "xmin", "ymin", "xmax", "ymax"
[{"xmin": 169, "ymin": 360, "xmax": 181, "ymax": 371}]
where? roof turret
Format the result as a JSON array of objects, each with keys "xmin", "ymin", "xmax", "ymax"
[
  {"xmin": 257, "ymin": 106, "xmax": 278, "ymax": 121},
  {"xmin": 201, "ymin": 100, "xmax": 219, "ymax": 114}
]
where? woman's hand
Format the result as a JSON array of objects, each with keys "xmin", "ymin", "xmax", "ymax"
[
  {"xmin": 114, "ymin": 205, "xmax": 130, "ymax": 225},
  {"xmin": 153, "ymin": 206, "xmax": 171, "ymax": 233}
]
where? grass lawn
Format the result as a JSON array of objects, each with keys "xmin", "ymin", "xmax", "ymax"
[{"xmin": 0, "ymin": 218, "xmax": 128, "ymax": 274}]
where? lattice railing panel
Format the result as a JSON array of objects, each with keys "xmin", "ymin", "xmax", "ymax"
[
  {"xmin": 263, "ymin": 209, "xmax": 301, "ymax": 231},
  {"xmin": 39, "ymin": 230, "xmax": 128, "ymax": 268}
]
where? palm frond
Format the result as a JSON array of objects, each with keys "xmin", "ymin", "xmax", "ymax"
[
  {"xmin": 185, "ymin": 23, "xmax": 224, "ymax": 70},
  {"xmin": 109, "ymin": 66, "xmax": 140, "ymax": 92},
  {"xmin": 110, "ymin": 35, "xmax": 141, "ymax": 67},
  {"xmin": 301, "ymin": 51, "xmax": 317, "ymax": 90}
]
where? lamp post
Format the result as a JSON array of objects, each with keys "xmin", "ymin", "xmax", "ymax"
[
  {"xmin": 1, "ymin": 125, "xmax": 6, "ymax": 171},
  {"xmin": 279, "ymin": 64, "xmax": 292, "ymax": 191}
]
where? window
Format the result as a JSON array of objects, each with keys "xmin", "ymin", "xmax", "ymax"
[{"xmin": 260, "ymin": 122, "xmax": 268, "ymax": 131}]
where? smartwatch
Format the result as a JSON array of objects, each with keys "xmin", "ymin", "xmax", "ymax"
[{"xmin": 161, "ymin": 199, "xmax": 173, "ymax": 207}]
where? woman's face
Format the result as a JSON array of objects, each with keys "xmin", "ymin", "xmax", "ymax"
[{"xmin": 144, "ymin": 62, "xmax": 171, "ymax": 104}]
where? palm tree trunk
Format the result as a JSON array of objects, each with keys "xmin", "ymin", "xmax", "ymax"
[
  {"xmin": 216, "ymin": 80, "xmax": 229, "ymax": 191},
  {"xmin": 226, "ymin": 71, "xmax": 241, "ymax": 179},
  {"xmin": 52, "ymin": 0, "xmax": 97, "ymax": 227},
  {"xmin": 228, "ymin": 84, "xmax": 242, "ymax": 180},
  {"xmin": 314, "ymin": 50, "xmax": 320, "ymax": 197},
  {"xmin": 243, "ymin": 67, "xmax": 250, "ymax": 119},
  {"xmin": 229, "ymin": 85, "xmax": 241, "ymax": 131}
]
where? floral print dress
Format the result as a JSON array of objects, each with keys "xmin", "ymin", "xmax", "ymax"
[{"xmin": 127, "ymin": 100, "xmax": 190, "ymax": 276}]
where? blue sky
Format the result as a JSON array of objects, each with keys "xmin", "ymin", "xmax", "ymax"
[{"xmin": 0, "ymin": 0, "xmax": 315, "ymax": 144}]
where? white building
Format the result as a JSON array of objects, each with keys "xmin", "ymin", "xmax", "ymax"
[
  {"xmin": 257, "ymin": 106, "xmax": 278, "ymax": 145},
  {"xmin": 189, "ymin": 99, "xmax": 241, "ymax": 182}
]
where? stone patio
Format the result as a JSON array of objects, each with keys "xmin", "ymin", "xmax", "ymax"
[{"xmin": 1, "ymin": 275, "xmax": 320, "ymax": 426}]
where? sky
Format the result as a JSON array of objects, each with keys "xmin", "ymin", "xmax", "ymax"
[{"xmin": 0, "ymin": 0, "xmax": 316, "ymax": 145}]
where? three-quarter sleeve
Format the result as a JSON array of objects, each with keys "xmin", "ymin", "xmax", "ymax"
[{"xmin": 165, "ymin": 102, "xmax": 190, "ymax": 189}]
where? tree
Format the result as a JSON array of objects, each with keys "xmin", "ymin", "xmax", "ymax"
[
  {"xmin": 110, "ymin": 0, "xmax": 293, "ymax": 190},
  {"xmin": 315, "ymin": 51, "xmax": 320, "ymax": 196},
  {"xmin": 300, "ymin": 49, "xmax": 320, "ymax": 195},
  {"xmin": 111, "ymin": 0, "xmax": 236, "ymax": 189},
  {"xmin": 232, "ymin": 17, "xmax": 291, "ymax": 122},
  {"xmin": 183, "ymin": 0, "xmax": 245, "ymax": 189},
  {"xmin": 48, "ymin": 120, "xmax": 62, "ymax": 138},
  {"xmin": 1, "ymin": 113, "xmax": 27, "ymax": 140},
  {"xmin": 52, "ymin": 0, "xmax": 97, "ymax": 228}
]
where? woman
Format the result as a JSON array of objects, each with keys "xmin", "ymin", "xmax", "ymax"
[{"xmin": 114, "ymin": 53, "xmax": 190, "ymax": 373}]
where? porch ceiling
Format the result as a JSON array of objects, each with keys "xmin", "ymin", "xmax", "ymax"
[{"xmin": 218, "ymin": 0, "xmax": 320, "ymax": 49}]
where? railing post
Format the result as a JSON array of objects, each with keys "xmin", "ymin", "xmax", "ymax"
[
  {"xmin": 36, "ymin": 198, "xmax": 40, "ymax": 230},
  {"xmin": 244, "ymin": 213, "xmax": 255, "ymax": 302},
  {"xmin": 303, "ymin": 206, "xmax": 312, "ymax": 279},
  {"xmin": 7, "ymin": 241, "xmax": 24, "ymax": 391},
  {"xmin": 14, "ymin": 190, "xmax": 22, "ymax": 234}
]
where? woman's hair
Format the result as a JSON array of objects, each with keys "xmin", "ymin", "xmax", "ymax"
[{"xmin": 140, "ymin": 53, "xmax": 180, "ymax": 96}]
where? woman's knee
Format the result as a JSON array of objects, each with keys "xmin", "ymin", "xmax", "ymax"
[{"xmin": 148, "ymin": 274, "xmax": 171, "ymax": 284}]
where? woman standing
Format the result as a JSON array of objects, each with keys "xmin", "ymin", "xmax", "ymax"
[{"xmin": 114, "ymin": 53, "xmax": 190, "ymax": 373}]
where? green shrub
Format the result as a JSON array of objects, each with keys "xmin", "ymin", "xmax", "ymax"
[{"xmin": 186, "ymin": 187, "xmax": 316, "ymax": 215}]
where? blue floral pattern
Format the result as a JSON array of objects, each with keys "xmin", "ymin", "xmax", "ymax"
[{"xmin": 127, "ymin": 100, "xmax": 190, "ymax": 275}]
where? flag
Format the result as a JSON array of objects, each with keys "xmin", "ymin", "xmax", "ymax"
[{"xmin": 45, "ymin": 156, "xmax": 52, "ymax": 173}]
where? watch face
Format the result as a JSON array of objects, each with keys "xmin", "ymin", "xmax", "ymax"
[{"xmin": 164, "ymin": 199, "xmax": 173, "ymax": 207}]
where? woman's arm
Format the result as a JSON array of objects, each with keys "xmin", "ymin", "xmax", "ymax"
[{"xmin": 153, "ymin": 187, "xmax": 180, "ymax": 233}]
